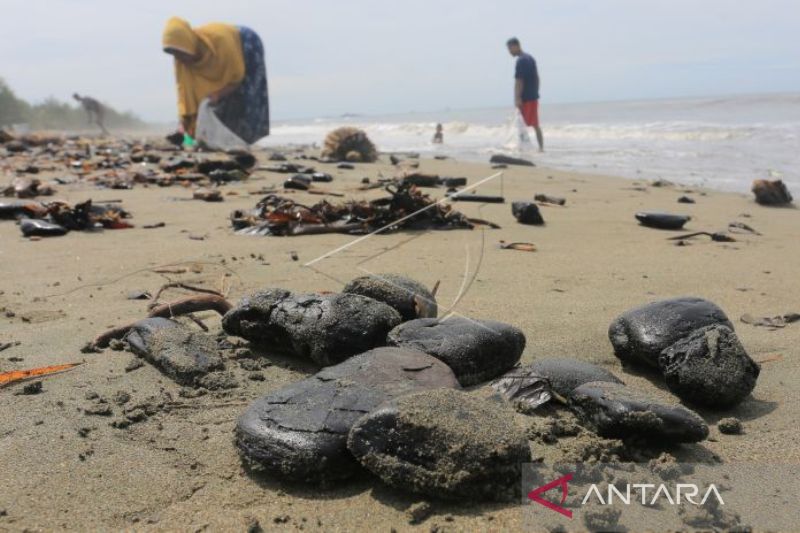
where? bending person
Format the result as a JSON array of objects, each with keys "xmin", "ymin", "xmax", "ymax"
[
  {"xmin": 162, "ymin": 16, "xmax": 269, "ymax": 144},
  {"xmin": 73, "ymin": 93, "xmax": 109, "ymax": 135}
]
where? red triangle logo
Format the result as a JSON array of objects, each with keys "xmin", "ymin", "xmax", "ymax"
[{"xmin": 527, "ymin": 473, "xmax": 573, "ymax": 518}]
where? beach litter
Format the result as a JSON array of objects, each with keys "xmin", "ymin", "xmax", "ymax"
[
  {"xmin": 752, "ymin": 179, "xmax": 793, "ymax": 206},
  {"xmin": 635, "ymin": 211, "xmax": 690, "ymax": 230},
  {"xmin": 534, "ymin": 193, "xmax": 566, "ymax": 206},
  {"xmin": 447, "ymin": 192, "xmax": 505, "ymax": 203},
  {"xmin": 321, "ymin": 127, "xmax": 378, "ymax": 163},
  {"xmin": 609, "ymin": 297, "xmax": 760, "ymax": 408},
  {"xmin": 230, "ymin": 183, "xmax": 495, "ymax": 236},
  {"xmin": 13, "ymin": 199, "xmax": 133, "ymax": 237},
  {"xmin": 512, "ymin": 201, "xmax": 545, "ymax": 224},
  {"xmin": 728, "ymin": 221, "xmax": 761, "ymax": 235},
  {"xmin": 668, "ymin": 231, "xmax": 736, "ymax": 243},
  {"xmin": 740, "ymin": 312, "xmax": 800, "ymax": 329},
  {"xmin": 3, "ymin": 177, "xmax": 56, "ymax": 198},
  {"xmin": 499, "ymin": 241, "xmax": 536, "ymax": 252},
  {"xmin": 489, "ymin": 154, "xmax": 534, "ymax": 167},
  {"xmin": 0, "ymin": 362, "xmax": 83, "ymax": 388}
]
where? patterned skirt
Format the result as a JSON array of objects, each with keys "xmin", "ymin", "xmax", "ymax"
[{"xmin": 214, "ymin": 26, "xmax": 270, "ymax": 144}]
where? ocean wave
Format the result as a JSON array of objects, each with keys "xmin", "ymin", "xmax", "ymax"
[{"xmin": 259, "ymin": 96, "xmax": 800, "ymax": 193}]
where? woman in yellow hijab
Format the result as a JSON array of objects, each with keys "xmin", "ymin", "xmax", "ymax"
[{"xmin": 162, "ymin": 17, "xmax": 269, "ymax": 144}]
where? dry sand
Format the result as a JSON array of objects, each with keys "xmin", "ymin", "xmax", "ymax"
[{"xmin": 1, "ymin": 147, "xmax": 798, "ymax": 531}]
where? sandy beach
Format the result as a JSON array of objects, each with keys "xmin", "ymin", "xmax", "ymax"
[{"xmin": 1, "ymin": 147, "xmax": 799, "ymax": 531}]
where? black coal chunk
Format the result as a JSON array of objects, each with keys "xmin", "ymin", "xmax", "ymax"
[
  {"xmin": 489, "ymin": 154, "xmax": 535, "ymax": 167},
  {"xmin": 342, "ymin": 273, "xmax": 437, "ymax": 320},
  {"xmin": 512, "ymin": 201, "xmax": 545, "ymax": 225},
  {"xmin": 19, "ymin": 218, "xmax": 68, "ymax": 237},
  {"xmin": 752, "ymin": 179, "xmax": 793, "ymax": 206},
  {"xmin": 659, "ymin": 324, "xmax": 760, "ymax": 407},
  {"xmin": 529, "ymin": 358, "xmax": 623, "ymax": 397},
  {"xmin": 236, "ymin": 347, "xmax": 460, "ymax": 482},
  {"xmin": 348, "ymin": 388, "xmax": 530, "ymax": 501},
  {"xmin": 635, "ymin": 212, "xmax": 690, "ymax": 230},
  {"xmin": 283, "ymin": 175, "xmax": 311, "ymax": 190},
  {"xmin": 387, "ymin": 316, "xmax": 525, "ymax": 386},
  {"xmin": 125, "ymin": 318, "xmax": 224, "ymax": 386},
  {"xmin": 222, "ymin": 289, "xmax": 402, "ymax": 366},
  {"xmin": 608, "ymin": 297, "xmax": 733, "ymax": 368},
  {"xmin": 569, "ymin": 381, "xmax": 709, "ymax": 443}
]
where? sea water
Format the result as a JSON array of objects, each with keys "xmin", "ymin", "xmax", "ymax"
[{"xmin": 259, "ymin": 93, "xmax": 800, "ymax": 193}]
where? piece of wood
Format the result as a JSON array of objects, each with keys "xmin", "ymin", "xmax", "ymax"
[
  {"xmin": 148, "ymin": 294, "xmax": 232, "ymax": 319},
  {"xmin": 0, "ymin": 362, "xmax": 82, "ymax": 388}
]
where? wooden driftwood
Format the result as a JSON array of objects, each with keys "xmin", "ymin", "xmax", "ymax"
[{"xmin": 88, "ymin": 294, "xmax": 232, "ymax": 349}]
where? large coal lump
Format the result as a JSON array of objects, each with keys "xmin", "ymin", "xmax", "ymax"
[
  {"xmin": 569, "ymin": 381, "xmax": 709, "ymax": 443},
  {"xmin": 608, "ymin": 297, "xmax": 734, "ymax": 368},
  {"xmin": 347, "ymin": 388, "xmax": 531, "ymax": 501},
  {"xmin": 222, "ymin": 288, "xmax": 402, "ymax": 366},
  {"xmin": 342, "ymin": 273, "xmax": 437, "ymax": 320},
  {"xmin": 387, "ymin": 316, "xmax": 525, "ymax": 386},
  {"xmin": 235, "ymin": 347, "xmax": 460, "ymax": 482}
]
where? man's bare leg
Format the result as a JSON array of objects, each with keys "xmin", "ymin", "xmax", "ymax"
[
  {"xmin": 534, "ymin": 125, "xmax": 544, "ymax": 152},
  {"xmin": 96, "ymin": 109, "xmax": 109, "ymax": 135}
]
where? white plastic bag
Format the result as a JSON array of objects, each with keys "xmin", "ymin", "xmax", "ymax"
[
  {"xmin": 195, "ymin": 99, "xmax": 248, "ymax": 150},
  {"xmin": 514, "ymin": 109, "xmax": 532, "ymax": 145},
  {"xmin": 503, "ymin": 109, "xmax": 532, "ymax": 151}
]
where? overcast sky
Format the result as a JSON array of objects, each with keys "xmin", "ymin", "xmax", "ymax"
[{"xmin": 1, "ymin": 0, "xmax": 798, "ymax": 122}]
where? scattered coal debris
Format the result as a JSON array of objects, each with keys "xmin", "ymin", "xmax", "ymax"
[
  {"xmin": 230, "ymin": 182, "xmax": 496, "ymax": 236},
  {"xmin": 1, "ymin": 132, "xmax": 256, "ymax": 192},
  {"xmin": 740, "ymin": 311, "xmax": 800, "ymax": 329},
  {"xmin": 2, "ymin": 177, "xmax": 56, "ymax": 198},
  {"xmin": 534, "ymin": 193, "xmax": 566, "ymax": 206},
  {"xmin": 398, "ymin": 172, "xmax": 467, "ymax": 189},
  {"xmin": 11, "ymin": 199, "xmax": 133, "ymax": 238}
]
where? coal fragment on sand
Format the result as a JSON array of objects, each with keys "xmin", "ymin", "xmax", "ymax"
[
  {"xmin": 752, "ymin": 179, "xmax": 793, "ymax": 206},
  {"xmin": 569, "ymin": 381, "xmax": 709, "ymax": 443},
  {"xmin": 222, "ymin": 289, "xmax": 402, "ymax": 366},
  {"xmin": 347, "ymin": 388, "xmax": 530, "ymax": 501},
  {"xmin": 717, "ymin": 417, "xmax": 743, "ymax": 435},
  {"xmin": 342, "ymin": 273, "xmax": 437, "ymax": 320},
  {"xmin": 20, "ymin": 218, "xmax": 68, "ymax": 237},
  {"xmin": 512, "ymin": 201, "xmax": 545, "ymax": 225},
  {"xmin": 125, "ymin": 318, "xmax": 224, "ymax": 386},
  {"xmin": 235, "ymin": 347, "xmax": 460, "ymax": 482},
  {"xmin": 283, "ymin": 175, "xmax": 311, "ymax": 190},
  {"xmin": 635, "ymin": 212, "xmax": 690, "ymax": 230},
  {"xmin": 387, "ymin": 316, "xmax": 525, "ymax": 386},
  {"xmin": 534, "ymin": 193, "xmax": 566, "ymax": 205},
  {"xmin": 489, "ymin": 154, "xmax": 535, "ymax": 167},
  {"xmin": 608, "ymin": 297, "xmax": 734, "ymax": 368}
]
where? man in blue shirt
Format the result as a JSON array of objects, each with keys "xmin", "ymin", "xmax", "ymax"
[{"xmin": 507, "ymin": 37, "xmax": 543, "ymax": 152}]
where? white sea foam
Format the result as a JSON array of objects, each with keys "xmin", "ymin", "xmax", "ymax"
[{"xmin": 259, "ymin": 93, "xmax": 800, "ymax": 193}]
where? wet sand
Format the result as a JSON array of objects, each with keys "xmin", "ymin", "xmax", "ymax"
[{"xmin": 1, "ymin": 147, "xmax": 799, "ymax": 531}]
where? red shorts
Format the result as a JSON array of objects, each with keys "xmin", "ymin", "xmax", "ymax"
[{"xmin": 520, "ymin": 100, "xmax": 540, "ymax": 127}]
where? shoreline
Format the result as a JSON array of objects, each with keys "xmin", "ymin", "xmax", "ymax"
[{"xmin": 1, "ymin": 145, "xmax": 798, "ymax": 531}]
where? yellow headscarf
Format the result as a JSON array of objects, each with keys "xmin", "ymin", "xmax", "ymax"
[{"xmin": 162, "ymin": 17, "xmax": 246, "ymax": 124}]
